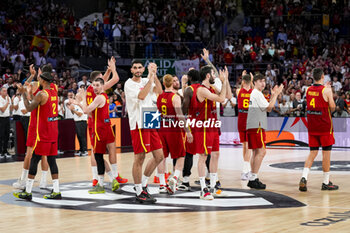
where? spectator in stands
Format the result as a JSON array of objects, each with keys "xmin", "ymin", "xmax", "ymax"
[
  {"xmin": 64, "ymin": 90, "xmax": 75, "ymax": 119},
  {"xmin": 109, "ymin": 95, "xmax": 117, "ymax": 118},
  {"xmin": 222, "ymin": 91, "xmax": 237, "ymax": 117},
  {"xmin": 291, "ymin": 92, "xmax": 305, "ymax": 117},
  {"xmin": 78, "ymin": 75, "xmax": 91, "ymax": 88}
]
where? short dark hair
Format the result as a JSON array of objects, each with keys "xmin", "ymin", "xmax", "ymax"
[
  {"xmin": 199, "ymin": 66, "xmax": 213, "ymax": 82},
  {"xmin": 312, "ymin": 68, "xmax": 323, "ymax": 81},
  {"xmin": 131, "ymin": 59, "xmax": 144, "ymax": 67},
  {"xmin": 90, "ymin": 71, "xmax": 102, "ymax": 82},
  {"xmin": 93, "ymin": 77, "xmax": 104, "ymax": 85},
  {"xmin": 242, "ymin": 74, "xmax": 251, "ymax": 84},
  {"xmin": 41, "ymin": 64, "xmax": 52, "ymax": 73},
  {"xmin": 253, "ymin": 74, "xmax": 265, "ymax": 84},
  {"xmin": 187, "ymin": 69, "xmax": 200, "ymax": 83}
]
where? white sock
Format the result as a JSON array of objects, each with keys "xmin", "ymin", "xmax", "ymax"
[
  {"xmin": 135, "ymin": 184, "xmax": 142, "ymax": 195},
  {"xmin": 210, "ymin": 173, "xmax": 217, "ymax": 189},
  {"xmin": 111, "ymin": 163, "xmax": 118, "ymax": 178},
  {"xmin": 182, "ymin": 176, "xmax": 189, "ymax": 183},
  {"xmin": 323, "ymin": 172, "xmax": 330, "ymax": 184},
  {"xmin": 91, "ymin": 166, "xmax": 98, "ymax": 180},
  {"xmin": 155, "ymin": 167, "xmax": 158, "ymax": 176},
  {"xmin": 26, "ymin": 179, "xmax": 34, "ymax": 193},
  {"xmin": 107, "ymin": 171, "xmax": 114, "ymax": 181},
  {"xmin": 40, "ymin": 171, "xmax": 48, "ymax": 184},
  {"xmin": 98, "ymin": 175, "xmax": 104, "ymax": 186},
  {"xmin": 199, "ymin": 177, "xmax": 206, "ymax": 190},
  {"xmin": 142, "ymin": 175, "xmax": 149, "ymax": 187},
  {"xmin": 243, "ymin": 161, "xmax": 251, "ymax": 173},
  {"xmin": 173, "ymin": 170, "xmax": 181, "ymax": 180},
  {"xmin": 53, "ymin": 179, "xmax": 59, "ymax": 193},
  {"xmin": 302, "ymin": 168, "xmax": 310, "ymax": 180},
  {"xmin": 249, "ymin": 173, "xmax": 258, "ymax": 181},
  {"xmin": 159, "ymin": 173, "xmax": 166, "ymax": 186},
  {"xmin": 21, "ymin": 169, "xmax": 29, "ymax": 181}
]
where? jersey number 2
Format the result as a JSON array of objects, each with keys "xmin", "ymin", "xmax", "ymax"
[{"xmin": 52, "ymin": 103, "xmax": 57, "ymax": 115}]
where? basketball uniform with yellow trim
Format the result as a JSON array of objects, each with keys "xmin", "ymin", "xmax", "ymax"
[
  {"xmin": 237, "ymin": 88, "xmax": 252, "ymax": 142},
  {"xmin": 306, "ymin": 84, "xmax": 335, "ymax": 147},
  {"xmin": 86, "ymin": 85, "xmax": 96, "ymax": 145},
  {"xmin": 91, "ymin": 93, "xmax": 115, "ymax": 154},
  {"xmin": 157, "ymin": 91, "xmax": 186, "ymax": 159}
]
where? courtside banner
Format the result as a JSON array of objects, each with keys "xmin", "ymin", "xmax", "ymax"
[
  {"xmin": 174, "ymin": 58, "xmax": 200, "ymax": 77},
  {"xmin": 142, "ymin": 59, "xmax": 176, "ymax": 76},
  {"xmin": 220, "ymin": 117, "xmax": 349, "ymax": 148}
]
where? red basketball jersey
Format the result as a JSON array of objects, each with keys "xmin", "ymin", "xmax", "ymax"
[
  {"xmin": 157, "ymin": 91, "xmax": 177, "ymax": 123},
  {"xmin": 87, "ymin": 85, "xmax": 96, "ymax": 126},
  {"xmin": 194, "ymin": 85, "xmax": 217, "ymax": 122},
  {"xmin": 188, "ymin": 83, "xmax": 201, "ymax": 120},
  {"xmin": 237, "ymin": 88, "xmax": 252, "ymax": 132},
  {"xmin": 37, "ymin": 88, "xmax": 59, "ymax": 142},
  {"xmin": 306, "ymin": 85, "xmax": 333, "ymax": 135},
  {"xmin": 92, "ymin": 93, "xmax": 111, "ymax": 140}
]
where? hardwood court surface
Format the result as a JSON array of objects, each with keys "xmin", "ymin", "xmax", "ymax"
[{"xmin": 1, "ymin": 147, "xmax": 350, "ymax": 233}]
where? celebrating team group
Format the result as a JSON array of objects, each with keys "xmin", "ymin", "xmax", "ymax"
[{"xmin": 13, "ymin": 48, "xmax": 338, "ymax": 203}]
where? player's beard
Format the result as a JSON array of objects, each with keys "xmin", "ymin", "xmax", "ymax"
[
  {"xmin": 173, "ymin": 84, "xmax": 180, "ymax": 90},
  {"xmin": 133, "ymin": 72, "xmax": 142, "ymax": 78},
  {"xmin": 209, "ymin": 75, "xmax": 215, "ymax": 84}
]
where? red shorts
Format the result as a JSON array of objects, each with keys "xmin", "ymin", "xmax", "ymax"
[
  {"xmin": 195, "ymin": 129, "xmax": 220, "ymax": 155},
  {"xmin": 158, "ymin": 129, "xmax": 186, "ymax": 159},
  {"xmin": 247, "ymin": 128, "xmax": 266, "ymax": 149},
  {"xmin": 26, "ymin": 130, "xmax": 37, "ymax": 148},
  {"xmin": 130, "ymin": 127, "xmax": 162, "ymax": 154},
  {"xmin": 239, "ymin": 130, "xmax": 248, "ymax": 143},
  {"xmin": 186, "ymin": 127, "xmax": 197, "ymax": 155},
  {"xmin": 308, "ymin": 133, "xmax": 335, "ymax": 148},
  {"xmin": 92, "ymin": 126, "xmax": 115, "ymax": 154},
  {"xmin": 33, "ymin": 141, "xmax": 58, "ymax": 156},
  {"xmin": 88, "ymin": 126, "xmax": 94, "ymax": 145}
]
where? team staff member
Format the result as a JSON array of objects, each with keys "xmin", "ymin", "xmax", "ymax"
[
  {"xmin": 0, "ymin": 87, "xmax": 11, "ymax": 159},
  {"xmin": 299, "ymin": 68, "xmax": 338, "ymax": 191},
  {"xmin": 246, "ymin": 74, "xmax": 283, "ymax": 189}
]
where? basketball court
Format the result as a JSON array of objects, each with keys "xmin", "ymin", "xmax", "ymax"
[{"xmin": 1, "ymin": 146, "xmax": 349, "ymax": 232}]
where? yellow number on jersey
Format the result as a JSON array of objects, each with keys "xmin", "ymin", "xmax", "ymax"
[
  {"xmin": 310, "ymin": 98, "xmax": 315, "ymax": 108},
  {"xmin": 161, "ymin": 105, "xmax": 167, "ymax": 115},
  {"xmin": 243, "ymin": 99, "xmax": 249, "ymax": 108},
  {"xmin": 87, "ymin": 97, "xmax": 93, "ymax": 105},
  {"xmin": 52, "ymin": 103, "xmax": 57, "ymax": 115}
]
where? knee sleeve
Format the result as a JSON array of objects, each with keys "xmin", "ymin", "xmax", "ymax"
[
  {"xmin": 322, "ymin": 145, "xmax": 332, "ymax": 151},
  {"xmin": 29, "ymin": 153, "xmax": 42, "ymax": 176},
  {"xmin": 95, "ymin": 153, "xmax": 105, "ymax": 175},
  {"xmin": 310, "ymin": 147, "xmax": 319, "ymax": 151},
  {"xmin": 47, "ymin": 156, "xmax": 58, "ymax": 175}
]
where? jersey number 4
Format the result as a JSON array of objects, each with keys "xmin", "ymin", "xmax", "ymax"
[{"xmin": 310, "ymin": 98, "xmax": 315, "ymax": 108}]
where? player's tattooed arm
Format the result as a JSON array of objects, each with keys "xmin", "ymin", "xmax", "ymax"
[
  {"xmin": 22, "ymin": 89, "xmax": 43, "ymax": 112},
  {"xmin": 201, "ymin": 48, "xmax": 219, "ymax": 78},
  {"xmin": 182, "ymin": 87, "xmax": 193, "ymax": 115}
]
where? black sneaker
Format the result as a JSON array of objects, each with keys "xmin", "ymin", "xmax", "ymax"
[
  {"xmin": 247, "ymin": 178, "xmax": 266, "ymax": 189},
  {"xmin": 321, "ymin": 181, "xmax": 339, "ymax": 191},
  {"xmin": 142, "ymin": 186, "xmax": 156, "ymax": 201},
  {"xmin": 177, "ymin": 182, "xmax": 191, "ymax": 191},
  {"xmin": 215, "ymin": 180, "xmax": 221, "ymax": 189},
  {"xmin": 299, "ymin": 177, "xmax": 307, "ymax": 192},
  {"xmin": 135, "ymin": 191, "xmax": 157, "ymax": 204}
]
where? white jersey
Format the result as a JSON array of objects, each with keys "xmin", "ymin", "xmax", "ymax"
[
  {"xmin": 18, "ymin": 98, "xmax": 30, "ymax": 117},
  {"xmin": 124, "ymin": 78, "xmax": 155, "ymax": 130},
  {"xmin": 246, "ymin": 89, "xmax": 269, "ymax": 130},
  {"xmin": 12, "ymin": 96, "xmax": 21, "ymax": 116},
  {"xmin": 0, "ymin": 95, "xmax": 11, "ymax": 117}
]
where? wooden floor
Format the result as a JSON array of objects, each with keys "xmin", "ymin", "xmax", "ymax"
[{"xmin": 1, "ymin": 147, "xmax": 350, "ymax": 233}]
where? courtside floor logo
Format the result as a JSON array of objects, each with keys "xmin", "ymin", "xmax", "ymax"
[
  {"xmin": 270, "ymin": 161, "xmax": 350, "ymax": 171},
  {"xmin": 0, "ymin": 180, "xmax": 304, "ymax": 213}
]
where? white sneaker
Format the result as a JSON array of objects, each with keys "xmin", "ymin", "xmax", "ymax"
[
  {"xmin": 159, "ymin": 185, "xmax": 168, "ymax": 193},
  {"xmin": 5, "ymin": 153, "xmax": 12, "ymax": 159},
  {"xmin": 241, "ymin": 172, "xmax": 250, "ymax": 181},
  {"xmin": 168, "ymin": 177, "xmax": 177, "ymax": 194},
  {"xmin": 13, "ymin": 178, "xmax": 26, "ymax": 189},
  {"xmin": 200, "ymin": 188, "xmax": 214, "ymax": 200},
  {"xmin": 210, "ymin": 188, "xmax": 228, "ymax": 197}
]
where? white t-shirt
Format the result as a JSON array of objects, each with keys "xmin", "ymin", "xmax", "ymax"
[
  {"xmin": 0, "ymin": 95, "xmax": 11, "ymax": 117},
  {"xmin": 12, "ymin": 96, "xmax": 21, "ymax": 116},
  {"xmin": 333, "ymin": 81, "xmax": 342, "ymax": 92},
  {"xmin": 64, "ymin": 99, "xmax": 74, "ymax": 119},
  {"xmin": 223, "ymin": 97, "xmax": 237, "ymax": 116},
  {"xmin": 73, "ymin": 102, "xmax": 87, "ymax": 121},
  {"xmin": 77, "ymin": 80, "xmax": 91, "ymax": 88},
  {"xmin": 246, "ymin": 89, "xmax": 269, "ymax": 130},
  {"xmin": 112, "ymin": 24, "xmax": 122, "ymax": 37},
  {"xmin": 124, "ymin": 78, "xmax": 155, "ymax": 130},
  {"xmin": 18, "ymin": 98, "xmax": 30, "ymax": 117}
]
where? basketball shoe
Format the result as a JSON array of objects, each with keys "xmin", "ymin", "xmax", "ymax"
[
  {"xmin": 13, "ymin": 178, "xmax": 26, "ymax": 190},
  {"xmin": 88, "ymin": 184, "xmax": 105, "ymax": 194},
  {"xmin": 247, "ymin": 178, "xmax": 266, "ymax": 189},
  {"xmin": 116, "ymin": 174, "xmax": 128, "ymax": 183},
  {"xmin": 321, "ymin": 182, "xmax": 339, "ymax": 190},
  {"xmin": 200, "ymin": 188, "xmax": 214, "ymax": 200},
  {"xmin": 13, "ymin": 191, "xmax": 32, "ymax": 201},
  {"xmin": 299, "ymin": 177, "xmax": 307, "ymax": 192},
  {"xmin": 44, "ymin": 191, "xmax": 62, "ymax": 199}
]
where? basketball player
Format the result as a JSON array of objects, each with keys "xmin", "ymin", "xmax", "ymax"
[
  {"xmin": 81, "ymin": 57, "xmax": 127, "ymax": 187},
  {"xmin": 178, "ymin": 69, "xmax": 201, "ymax": 191},
  {"xmin": 157, "ymin": 74, "xmax": 193, "ymax": 194},
  {"xmin": 195, "ymin": 66, "xmax": 228, "ymax": 200},
  {"xmin": 80, "ymin": 78, "xmax": 119, "ymax": 194},
  {"xmin": 12, "ymin": 64, "xmax": 53, "ymax": 190},
  {"xmin": 14, "ymin": 71, "xmax": 61, "ymax": 200},
  {"xmin": 299, "ymin": 68, "xmax": 338, "ymax": 191},
  {"xmin": 124, "ymin": 60, "xmax": 163, "ymax": 203},
  {"xmin": 236, "ymin": 71, "xmax": 253, "ymax": 180},
  {"xmin": 246, "ymin": 74, "xmax": 283, "ymax": 189}
]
